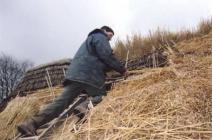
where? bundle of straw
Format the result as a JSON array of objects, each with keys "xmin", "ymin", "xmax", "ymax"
[{"xmin": 0, "ymin": 97, "xmax": 40, "ymax": 140}]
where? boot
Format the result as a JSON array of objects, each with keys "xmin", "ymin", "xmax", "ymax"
[{"xmin": 17, "ymin": 118, "xmax": 38, "ymax": 136}]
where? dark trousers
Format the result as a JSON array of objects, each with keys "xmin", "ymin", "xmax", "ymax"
[{"xmin": 32, "ymin": 81, "xmax": 106, "ymax": 128}]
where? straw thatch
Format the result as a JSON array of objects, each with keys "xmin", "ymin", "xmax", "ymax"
[
  {"xmin": 14, "ymin": 59, "xmax": 71, "ymax": 96},
  {"xmin": 49, "ymin": 32, "xmax": 212, "ymax": 139},
  {"xmin": 14, "ymin": 52, "xmax": 167, "ymax": 96},
  {"xmin": 0, "ymin": 85, "xmax": 65, "ymax": 140},
  {"xmin": 0, "ymin": 97, "xmax": 40, "ymax": 140},
  {"xmin": 2, "ymin": 30, "xmax": 212, "ymax": 140}
]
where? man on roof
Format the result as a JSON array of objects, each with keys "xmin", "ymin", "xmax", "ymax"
[{"xmin": 17, "ymin": 26, "xmax": 127, "ymax": 136}]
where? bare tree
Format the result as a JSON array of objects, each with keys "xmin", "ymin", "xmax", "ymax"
[{"xmin": 0, "ymin": 53, "xmax": 33, "ymax": 102}]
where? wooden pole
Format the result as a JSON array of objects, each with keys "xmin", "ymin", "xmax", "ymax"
[
  {"xmin": 46, "ymin": 69, "xmax": 55, "ymax": 100},
  {"xmin": 45, "ymin": 76, "xmax": 52, "ymax": 96},
  {"xmin": 152, "ymin": 46, "xmax": 156, "ymax": 68},
  {"xmin": 62, "ymin": 68, "xmax": 66, "ymax": 77},
  {"xmin": 125, "ymin": 50, "xmax": 130, "ymax": 69}
]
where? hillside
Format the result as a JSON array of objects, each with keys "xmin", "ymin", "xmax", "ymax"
[{"xmin": 0, "ymin": 31, "xmax": 212, "ymax": 140}]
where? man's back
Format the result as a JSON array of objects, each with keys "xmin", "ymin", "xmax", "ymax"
[{"xmin": 65, "ymin": 29, "xmax": 125, "ymax": 89}]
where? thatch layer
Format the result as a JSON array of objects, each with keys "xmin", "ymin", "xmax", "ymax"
[
  {"xmin": 0, "ymin": 31, "xmax": 212, "ymax": 140},
  {"xmin": 50, "ymin": 32, "xmax": 212, "ymax": 140},
  {"xmin": 0, "ymin": 97, "xmax": 40, "ymax": 140},
  {"xmin": 0, "ymin": 86, "xmax": 64, "ymax": 140},
  {"xmin": 15, "ymin": 53, "xmax": 167, "ymax": 95},
  {"xmin": 14, "ymin": 59, "xmax": 71, "ymax": 96}
]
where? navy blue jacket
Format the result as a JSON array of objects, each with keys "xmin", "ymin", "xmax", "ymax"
[{"xmin": 64, "ymin": 29, "xmax": 125, "ymax": 89}]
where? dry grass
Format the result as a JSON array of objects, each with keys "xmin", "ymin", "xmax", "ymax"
[
  {"xmin": 114, "ymin": 18, "xmax": 212, "ymax": 60},
  {"xmin": 0, "ymin": 97, "xmax": 40, "ymax": 140},
  {"xmin": 51, "ymin": 31, "xmax": 212, "ymax": 140},
  {"xmin": 0, "ymin": 86, "xmax": 63, "ymax": 140},
  {"xmin": 0, "ymin": 20, "xmax": 212, "ymax": 140}
]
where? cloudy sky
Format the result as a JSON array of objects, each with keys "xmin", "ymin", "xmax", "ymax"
[{"xmin": 0, "ymin": 0, "xmax": 212, "ymax": 66}]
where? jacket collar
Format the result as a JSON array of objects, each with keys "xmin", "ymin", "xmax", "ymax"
[{"xmin": 88, "ymin": 29, "xmax": 107, "ymax": 37}]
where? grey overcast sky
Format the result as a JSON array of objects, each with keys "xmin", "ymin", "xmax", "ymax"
[{"xmin": 0, "ymin": 0, "xmax": 212, "ymax": 66}]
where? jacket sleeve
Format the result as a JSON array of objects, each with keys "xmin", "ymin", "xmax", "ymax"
[{"xmin": 92, "ymin": 34, "xmax": 126, "ymax": 74}]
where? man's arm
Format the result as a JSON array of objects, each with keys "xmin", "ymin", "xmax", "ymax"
[{"xmin": 92, "ymin": 34, "xmax": 126, "ymax": 74}]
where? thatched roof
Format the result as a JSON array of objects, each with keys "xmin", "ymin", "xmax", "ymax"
[
  {"xmin": 14, "ymin": 59, "xmax": 71, "ymax": 96},
  {"xmin": 1, "ymin": 30, "xmax": 212, "ymax": 139},
  {"xmin": 14, "ymin": 52, "xmax": 167, "ymax": 96}
]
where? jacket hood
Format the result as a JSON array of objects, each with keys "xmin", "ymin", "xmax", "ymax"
[{"xmin": 88, "ymin": 29, "xmax": 107, "ymax": 37}]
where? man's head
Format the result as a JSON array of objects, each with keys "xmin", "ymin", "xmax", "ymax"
[{"xmin": 101, "ymin": 26, "xmax": 114, "ymax": 41}]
